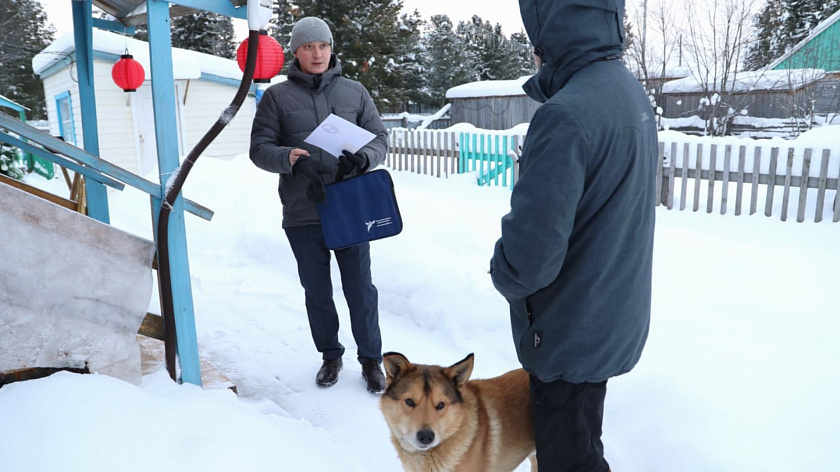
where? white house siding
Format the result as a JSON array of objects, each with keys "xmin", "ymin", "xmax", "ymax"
[
  {"xmin": 93, "ymin": 61, "xmax": 142, "ymax": 174},
  {"xmin": 180, "ymin": 79, "xmax": 255, "ymax": 160},
  {"xmin": 40, "ymin": 61, "xmax": 141, "ymax": 174},
  {"xmin": 41, "ymin": 67, "xmax": 83, "ymax": 146},
  {"xmin": 39, "ymin": 61, "xmax": 255, "ymax": 177}
]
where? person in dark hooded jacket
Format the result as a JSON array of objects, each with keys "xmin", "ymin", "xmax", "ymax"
[
  {"xmin": 249, "ymin": 16, "xmax": 388, "ymax": 394},
  {"xmin": 490, "ymin": 0, "xmax": 657, "ymax": 470}
]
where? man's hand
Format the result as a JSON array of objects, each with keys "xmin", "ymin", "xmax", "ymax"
[
  {"xmin": 291, "ymin": 156, "xmax": 326, "ymax": 203},
  {"xmin": 289, "ymin": 148, "xmax": 309, "ymax": 166},
  {"xmin": 335, "ymin": 150, "xmax": 369, "ymax": 181}
]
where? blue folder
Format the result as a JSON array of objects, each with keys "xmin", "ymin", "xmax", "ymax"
[{"xmin": 316, "ymin": 169, "xmax": 403, "ymax": 250}]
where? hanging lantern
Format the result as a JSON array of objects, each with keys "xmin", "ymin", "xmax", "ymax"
[
  {"xmin": 237, "ymin": 30, "xmax": 284, "ymax": 83},
  {"xmin": 111, "ymin": 50, "xmax": 145, "ymax": 92}
]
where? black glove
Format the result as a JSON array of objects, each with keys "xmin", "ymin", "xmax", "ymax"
[
  {"xmin": 335, "ymin": 150, "xmax": 369, "ymax": 181},
  {"xmin": 291, "ymin": 156, "xmax": 326, "ymax": 203}
]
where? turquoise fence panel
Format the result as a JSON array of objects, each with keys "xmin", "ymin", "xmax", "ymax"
[
  {"xmin": 28, "ymin": 154, "xmax": 55, "ymax": 179},
  {"xmin": 458, "ymin": 132, "xmax": 517, "ymax": 189}
]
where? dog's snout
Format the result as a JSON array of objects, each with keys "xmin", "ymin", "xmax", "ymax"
[{"xmin": 416, "ymin": 429, "xmax": 435, "ymax": 446}]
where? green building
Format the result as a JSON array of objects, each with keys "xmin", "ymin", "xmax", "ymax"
[
  {"xmin": 769, "ymin": 10, "xmax": 840, "ymax": 71},
  {"xmin": 767, "ymin": 10, "xmax": 840, "ymax": 121}
]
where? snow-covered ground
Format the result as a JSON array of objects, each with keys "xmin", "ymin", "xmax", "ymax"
[{"xmin": 1, "ymin": 128, "xmax": 839, "ymax": 471}]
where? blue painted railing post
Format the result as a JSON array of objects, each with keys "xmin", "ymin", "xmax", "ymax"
[
  {"xmin": 146, "ymin": 0, "xmax": 202, "ymax": 386},
  {"xmin": 493, "ymin": 135, "xmax": 499, "ymax": 185},
  {"xmin": 71, "ymin": 0, "xmax": 109, "ymax": 223},
  {"xmin": 502, "ymin": 135, "xmax": 509, "ymax": 187},
  {"xmin": 458, "ymin": 133, "xmax": 465, "ymax": 174}
]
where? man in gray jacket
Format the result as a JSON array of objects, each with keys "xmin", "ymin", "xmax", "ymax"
[
  {"xmin": 490, "ymin": 0, "xmax": 657, "ymax": 470},
  {"xmin": 250, "ymin": 17, "xmax": 388, "ymax": 394}
]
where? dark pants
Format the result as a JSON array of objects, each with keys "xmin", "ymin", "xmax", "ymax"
[
  {"xmin": 284, "ymin": 224, "xmax": 382, "ymax": 364},
  {"xmin": 530, "ymin": 376, "xmax": 610, "ymax": 472}
]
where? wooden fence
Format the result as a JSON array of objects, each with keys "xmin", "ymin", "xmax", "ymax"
[
  {"xmin": 386, "ymin": 130, "xmax": 460, "ymax": 178},
  {"xmin": 386, "ymin": 130, "xmax": 522, "ymax": 186},
  {"xmin": 657, "ymin": 141, "xmax": 840, "ymax": 223},
  {"xmin": 386, "ymin": 129, "xmax": 840, "ymax": 223}
]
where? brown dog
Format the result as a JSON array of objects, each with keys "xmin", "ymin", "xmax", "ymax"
[{"xmin": 380, "ymin": 352, "xmax": 536, "ymax": 472}]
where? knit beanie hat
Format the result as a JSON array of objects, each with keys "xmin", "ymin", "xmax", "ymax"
[{"xmin": 290, "ymin": 17, "xmax": 333, "ymax": 53}]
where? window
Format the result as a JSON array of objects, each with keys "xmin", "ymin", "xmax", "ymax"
[{"xmin": 55, "ymin": 91, "xmax": 76, "ymax": 145}]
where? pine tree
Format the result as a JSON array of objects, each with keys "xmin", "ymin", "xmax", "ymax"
[
  {"xmin": 130, "ymin": 10, "xmax": 236, "ymax": 60},
  {"xmin": 457, "ymin": 16, "xmax": 527, "ymax": 81},
  {"xmin": 0, "ymin": 0, "xmax": 55, "ymax": 119},
  {"xmin": 506, "ymin": 31, "xmax": 536, "ymax": 79},
  {"xmin": 171, "ymin": 11, "xmax": 236, "ymax": 59},
  {"xmin": 452, "ymin": 15, "xmax": 535, "ymax": 85},
  {"xmin": 267, "ymin": 1, "xmax": 298, "ymax": 73},
  {"xmin": 745, "ymin": 0, "xmax": 786, "ymax": 70},
  {"xmin": 270, "ymin": 0, "xmax": 413, "ymax": 112},
  {"xmin": 0, "ymin": 141, "xmax": 25, "ymax": 180},
  {"xmin": 387, "ymin": 10, "xmax": 428, "ymax": 112},
  {"xmin": 421, "ymin": 14, "xmax": 477, "ymax": 107}
]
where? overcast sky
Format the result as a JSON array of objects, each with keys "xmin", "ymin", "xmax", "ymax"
[{"xmin": 401, "ymin": 0, "xmax": 526, "ymax": 36}]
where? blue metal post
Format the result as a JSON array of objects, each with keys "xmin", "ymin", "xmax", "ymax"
[
  {"xmin": 494, "ymin": 135, "xmax": 500, "ymax": 186},
  {"xmin": 458, "ymin": 133, "xmax": 465, "ymax": 174},
  {"xmin": 71, "ymin": 0, "xmax": 109, "ymax": 223},
  {"xmin": 479, "ymin": 134, "xmax": 486, "ymax": 184},
  {"xmin": 146, "ymin": 0, "xmax": 202, "ymax": 385}
]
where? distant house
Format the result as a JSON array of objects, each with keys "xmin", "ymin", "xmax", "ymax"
[
  {"xmin": 660, "ymin": 69, "xmax": 828, "ymax": 119},
  {"xmin": 654, "ymin": 11, "xmax": 840, "ymax": 135},
  {"xmin": 767, "ymin": 8, "xmax": 840, "ymax": 119},
  {"xmin": 445, "ymin": 76, "xmax": 540, "ymax": 130},
  {"xmin": 633, "ymin": 66, "xmax": 691, "ymax": 115},
  {"xmin": 32, "ymin": 29, "xmax": 270, "ymax": 176}
]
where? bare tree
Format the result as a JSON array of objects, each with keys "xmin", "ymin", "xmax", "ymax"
[
  {"xmin": 625, "ymin": 0, "xmax": 683, "ymax": 121},
  {"xmin": 682, "ymin": 0, "xmax": 760, "ymax": 135}
]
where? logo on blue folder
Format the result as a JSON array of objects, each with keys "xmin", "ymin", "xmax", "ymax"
[{"xmin": 366, "ymin": 217, "xmax": 394, "ymax": 232}]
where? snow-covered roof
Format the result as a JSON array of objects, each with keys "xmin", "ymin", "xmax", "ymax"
[
  {"xmin": 661, "ymin": 68, "xmax": 826, "ymax": 94},
  {"xmin": 445, "ymin": 76, "xmax": 530, "ymax": 99},
  {"xmin": 643, "ymin": 66, "xmax": 692, "ymax": 80},
  {"xmin": 32, "ymin": 29, "xmax": 245, "ymax": 81},
  {"xmin": 767, "ymin": 8, "xmax": 840, "ymax": 70}
]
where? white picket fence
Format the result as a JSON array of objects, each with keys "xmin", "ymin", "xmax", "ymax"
[
  {"xmin": 386, "ymin": 129, "xmax": 461, "ymax": 178},
  {"xmin": 386, "ymin": 129, "xmax": 840, "ymax": 223}
]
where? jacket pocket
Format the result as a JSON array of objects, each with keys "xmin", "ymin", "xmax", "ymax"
[
  {"xmin": 283, "ymin": 110, "xmax": 319, "ymax": 136},
  {"xmin": 333, "ymin": 107, "xmax": 360, "ymax": 125},
  {"xmin": 514, "ymin": 297, "xmax": 543, "ymax": 375}
]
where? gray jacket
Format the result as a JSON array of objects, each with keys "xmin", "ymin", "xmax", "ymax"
[
  {"xmin": 491, "ymin": 0, "xmax": 658, "ymax": 383},
  {"xmin": 249, "ymin": 56, "xmax": 388, "ymax": 228}
]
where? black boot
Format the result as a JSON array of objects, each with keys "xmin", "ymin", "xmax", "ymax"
[
  {"xmin": 316, "ymin": 358, "xmax": 342, "ymax": 387},
  {"xmin": 362, "ymin": 359, "xmax": 386, "ymax": 394}
]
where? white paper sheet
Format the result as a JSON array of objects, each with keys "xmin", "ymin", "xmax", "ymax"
[{"xmin": 304, "ymin": 114, "xmax": 376, "ymax": 158}]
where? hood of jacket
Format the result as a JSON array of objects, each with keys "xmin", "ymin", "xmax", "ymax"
[
  {"xmin": 520, "ymin": 0, "xmax": 626, "ymax": 102},
  {"xmin": 288, "ymin": 54, "xmax": 341, "ymax": 90}
]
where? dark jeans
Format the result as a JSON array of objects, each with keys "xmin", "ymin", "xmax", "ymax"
[
  {"xmin": 530, "ymin": 376, "xmax": 610, "ymax": 472},
  {"xmin": 285, "ymin": 224, "xmax": 382, "ymax": 364}
]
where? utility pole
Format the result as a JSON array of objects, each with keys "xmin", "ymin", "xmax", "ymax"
[{"xmin": 642, "ymin": 0, "xmax": 648, "ymax": 54}]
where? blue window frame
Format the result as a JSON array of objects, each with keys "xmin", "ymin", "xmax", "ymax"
[{"xmin": 55, "ymin": 91, "xmax": 76, "ymax": 145}]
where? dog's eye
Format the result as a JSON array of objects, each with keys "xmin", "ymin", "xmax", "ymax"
[
  {"xmin": 405, "ymin": 398, "xmax": 416, "ymax": 408},
  {"xmin": 436, "ymin": 402, "xmax": 445, "ymax": 411}
]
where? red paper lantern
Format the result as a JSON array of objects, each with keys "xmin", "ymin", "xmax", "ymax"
[
  {"xmin": 111, "ymin": 52, "xmax": 145, "ymax": 92},
  {"xmin": 237, "ymin": 30, "xmax": 284, "ymax": 83}
]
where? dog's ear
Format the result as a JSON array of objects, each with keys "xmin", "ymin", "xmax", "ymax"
[
  {"xmin": 382, "ymin": 352, "xmax": 411, "ymax": 384},
  {"xmin": 444, "ymin": 353, "xmax": 474, "ymax": 389}
]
